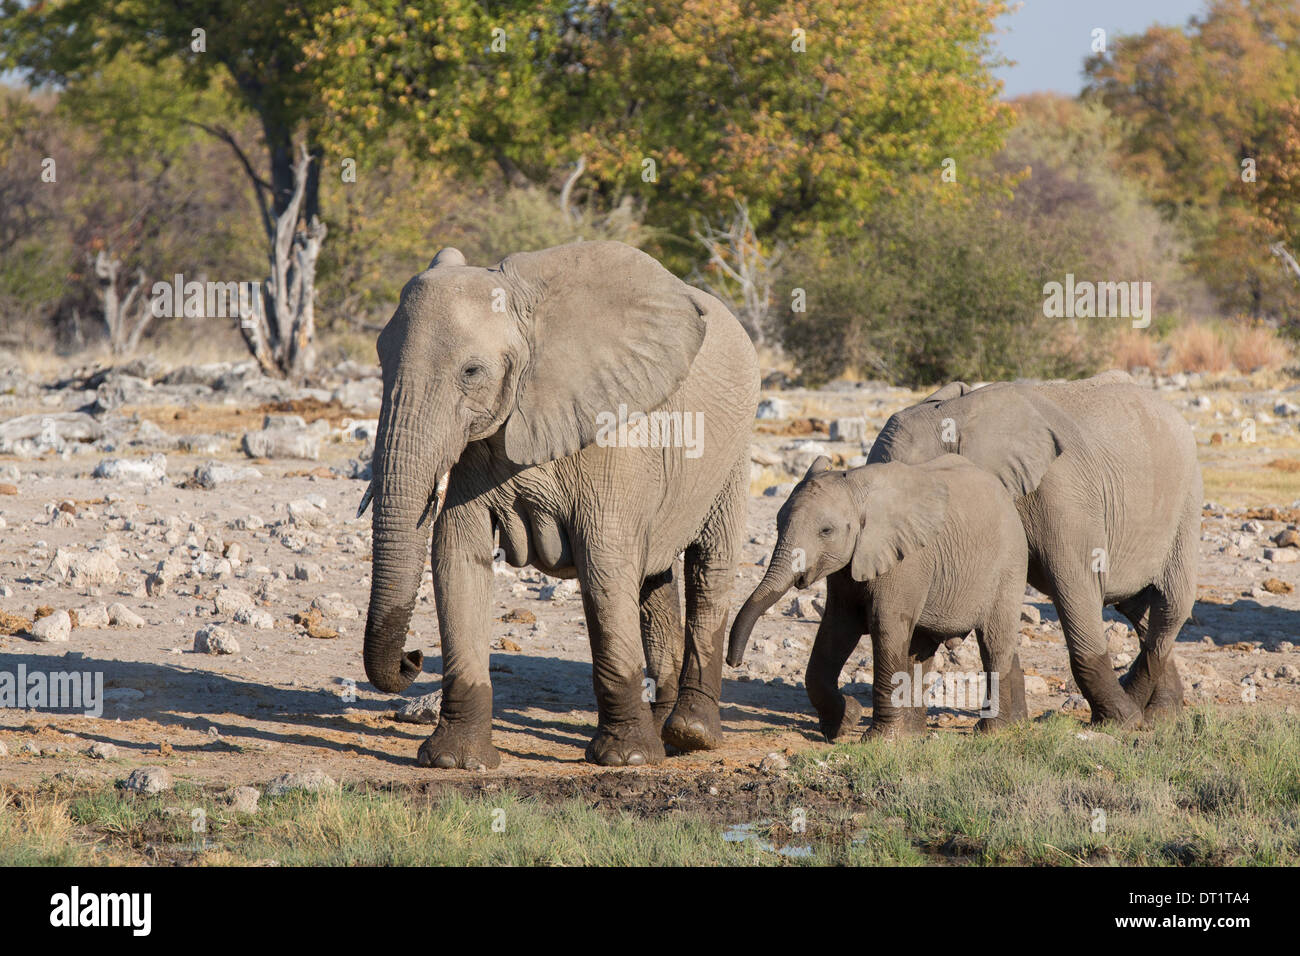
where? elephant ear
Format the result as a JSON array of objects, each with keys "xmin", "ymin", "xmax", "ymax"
[
  {"xmin": 849, "ymin": 462, "xmax": 949, "ymax": 582},
  {"xmin": 940, "ymin": 385, "xmax": 1072, "ymax": 498},
  {"xmin": 498, "ymin": 242, "xmax": 708, "ymax": 465}
]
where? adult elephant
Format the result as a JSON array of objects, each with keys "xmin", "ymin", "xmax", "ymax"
[
  {"xmin": 866, "ymin": 371, "xmax": 1200, "ymax": 727},
  {"xmin": 360, "ymin": 241, "xmax": 759, "ymax": 768}
]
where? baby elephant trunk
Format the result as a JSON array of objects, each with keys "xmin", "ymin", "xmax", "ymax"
[{"xmin": 726, "ymin": 555, "xmax": 796, "ymax": 666}]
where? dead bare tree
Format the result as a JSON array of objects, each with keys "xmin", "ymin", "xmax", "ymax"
[
  {"xmin": 690, "ymin": 200, "xmax": 783, "ymax": 344},
  {"xmin": 239, "ymin": 142, "xmax": 327, "ymax": 378},
  {"xmin": 1272, "ymin": 242, "xmax": 1300, "ymax": 284},
  {"xmin": 89, "ymin": 249, "xmax": 153, "ymax": 355}
]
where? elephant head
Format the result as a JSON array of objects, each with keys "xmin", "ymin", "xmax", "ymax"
[
  {"xmin": 726, "ymin": 456, "xmax": 949, "ymax": 665},
  {"xmin": 867, "ymin": 382, "xmax": 1072, "ymax": 498},
  {"xmin": 361, "ymin": 241, "xmax": 708, "ymax": 693}
]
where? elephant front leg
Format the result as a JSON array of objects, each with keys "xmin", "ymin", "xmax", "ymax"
[
  {"xmin": 640, "ymin": 569, "xmax": 683, "ymax": 728},
  {"xmin": 1054, "ymin": 582, "xmax": 1142, "ymax": 728},
  {"xmin": 805, "ymin": 584, "xmax": 865, "ymax": 742},
  {"xmin": 663, "ymin": 470, "xmax": 746, "ymax": 752},
  {"xmin": 418, "ymin": 505, "xmax": 500, "ymax": 770},
  {"xmin": 865, "ymin": 608, "xmax": 933, "ymax": 739},
  {"xmin": 582, "ymin": 570, "xmax": 666, "ymax": 767}
]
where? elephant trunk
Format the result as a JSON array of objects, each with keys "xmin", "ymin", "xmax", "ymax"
[
  {"xmin": 363, "ymin": 404, "xmax": 446, "ymax": 694},
  {"xmin": 726, "ymin": 551, "xmax": 797, "ymax": 666}
]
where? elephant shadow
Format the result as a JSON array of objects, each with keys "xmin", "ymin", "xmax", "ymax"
[
  {"xmin": 1186, "ymin": 597, "xmax": 1300, "ymax": 647},
  {"xmin": 0, "ymin": 647, "xmax": 820, "ymax": 767}
]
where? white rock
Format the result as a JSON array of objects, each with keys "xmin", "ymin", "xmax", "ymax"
[
  {"xmin": 74, "ymin": 604, "xmax": 110, "ymax": 629},
  {"xmin": 107, "ymin": 603, "xmax": 145, "ymax": 628},
  {"xmin": 759, "ymin": 752, "xmax": 790, "ymax": 772},
  {"xmin": 121, "ymin": 766, "xmax": 172, "ymax": 795},
  {"xmin": 30, "ymin": 610, "xmax": 71, "ymax": 643},
  {"xmin": 311, "ymin": 594, "xmax": 359, "ymax": 620},
  {"xmin": 213, "ymin": 587, "xmax": 255, "ymax": 616},
  {"xmin": 225, "ymin": 786, "xmax": 261, "ymax": 814},
  {"xmin": 92, "ymin": 454, "xmax": 168, "ymax": 483},
  {"xmin": 233, "ymin": 606, "xmax": 274, "ymax": 630},
  {"xmin": 393, "ymin": 690, "xmax": 443, "ymax": 724},
  {"xmin": 242, "ymin": 428, "xmax": 320, "ymax": 460},
  {"xmin": 756, "ymin": 397, "xmax": 793, "ymax": 420},
  {"xmin": 195, "ymin": 625, "xmax": 240, "ymax": 655},
  {"xmin": 1024, "ymin": 674, "xmax": 1049, "ymax": 695},
  {"xmin": 829, "ymin": 417, "xmax": 868, "ymax": 442},
  {"xmin": 287, "ymin": 498, "xmax": 329, "ymax": 527},
  {"xmin": 264, "ymin": 769, "xmax": 337, "ymax": 796}
]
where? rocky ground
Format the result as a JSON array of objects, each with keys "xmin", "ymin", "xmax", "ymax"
[{"xmin": 1, "ymin": 356, "xmax": 1298, "ymax": 801}]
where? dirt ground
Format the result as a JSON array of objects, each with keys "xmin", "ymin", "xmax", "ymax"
[{"xmin": 2, "ymin": 364, "xmax": 1299, "ymax": 796}]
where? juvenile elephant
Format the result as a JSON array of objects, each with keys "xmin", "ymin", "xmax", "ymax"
[
  {"xmin": 727, "ymin": 455, "xmax": 1029, "ymax": 738},
  {"xmin": 867, "ymin": 372, "xmax": 1201, "ymax": 726},
  {"xmin": 359, "ymin": 241, "xmax": 759, "ymax": 768}
]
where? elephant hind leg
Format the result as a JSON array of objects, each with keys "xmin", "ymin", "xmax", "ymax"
[
  {"xmin": 1121, "ymin": 511, "xmax": 1197, "ymax": 722},
  {"xmin": 640, "ymin": 568, "xmax": 683, "ymax": 729},
  {"xmin": 1120, "ymin": 583, "xmax": 1193, "ymax": 722},
  {"xmin": 1054, "ymin": 582, "xmax": 1142, "ymax": 728},
  {"xmin": 663, "ymin": 463, "xmax": 747, "ymax": 752},
  {"xmin": 974, "ymin": 602, "xmax": 1029, "ymax": 731},
  {"xmin": 1115, "ymin": 586, "xmax": 1154, "ymax": 641}
]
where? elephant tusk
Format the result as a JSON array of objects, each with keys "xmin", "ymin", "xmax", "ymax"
[{"xmin": 356, "ymin": 481, "xmax": 374, "ymax": 519}]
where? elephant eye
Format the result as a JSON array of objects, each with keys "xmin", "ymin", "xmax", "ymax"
[
  {"xmin": 461, "ymin": 363, "xmax": 483, "ymax": 380},
  {"xmin": 819, "ymin": 526, "xmax": 833, "ymax": 536}
]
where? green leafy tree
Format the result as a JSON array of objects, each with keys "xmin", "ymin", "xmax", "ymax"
[
  {"xmin": 1, "ymin": 0, "xmax": 341, "ymax": 373},
  {"xmin": 1084, "ymin": 0, "xmax": 1300, "ymax": 323}
]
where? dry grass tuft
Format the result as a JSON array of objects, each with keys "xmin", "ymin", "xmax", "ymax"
[
  {"xmin": 1229, "ymin": 325, "xmax": 1291, "ymax": 373},
  {"xmin": 1110, "ymin": 329, "xmax": 1161, "ymax": 372},
  {"xmin": 1168, "ymin": 323, "xmax": 1231, "ymax": 374}
]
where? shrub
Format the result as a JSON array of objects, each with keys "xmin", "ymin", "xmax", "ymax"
[
  {"xmin": 1111, "ymin": 329, "xmax": 1162, "ymax": 372},
  {"xmin": 1229, "ymin": 323, "xmax": 1291, "ymax": 372},
  {"xmin": 1168, "ymin": 323, "xmax": 1231, "ymax": 374}
]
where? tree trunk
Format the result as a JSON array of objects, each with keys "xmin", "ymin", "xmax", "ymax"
[{"xmin": 239, "ymin": 141, "xmax": 326, "ymax": 379}]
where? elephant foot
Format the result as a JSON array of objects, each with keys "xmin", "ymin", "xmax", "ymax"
[
  {"xmin": 586, "ymin": 719, "xmax": 666, "ymax": 767},
  {"xmin": 1122, "ymin": 652, "xmax": 1183, "ymax": 725},
  {"xmin": 864, "ymin": 703, "xmax": 927, "ymax": 740},
  {"xmin": 974, "ymin": 714, "xmax": 1017, "ymax": 733},
  {"xmin": 1142, "ymin": 672, "xmax": 1184, "ymax": 725},
  {"xmin": 1087, "ymin": 697, "xmax": 1143, "ymax": 729},
  {"xmin": 417, "ymin": 722, "xmax": 501, "ymax": 770},
  {"xmin": 1073, "ymin": 652, "xmax": 1143, "ymax": 728},
  {"xmin": 819, "ymin": 694, "xmax": 863, "ymax": 743},
  {"xmin": 649, "ymin": 692, "xmax": 679, "ymax": 730},
  {"xmin": 661, "ymin": 689, "xmax": 722, "ymax": 752}
]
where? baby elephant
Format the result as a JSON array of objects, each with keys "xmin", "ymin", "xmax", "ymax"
[{"xmin": 728, "ymin": 455, "xmax": 1028, "ymax": 738}]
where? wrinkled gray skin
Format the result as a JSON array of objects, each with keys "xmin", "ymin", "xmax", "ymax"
[
  {"xmin": 865, "ymin": 371, "xmax": 1201, "ymax": 726},
  {"xmin": 361, "ymin": 241, "xmax": 759, "ymax": 768},
  {"xmin": 728, "ymin": 455, "xmax": 1029, "ymax": 738}
]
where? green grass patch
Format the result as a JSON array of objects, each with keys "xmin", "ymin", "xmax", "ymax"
[
  {"xmin": 791, "ymin": 708, "xmax": 1300, "ymax": 865},
  {"xmin": 2, "ymin": 708, "xmax": 1297, "ymax": 866}
]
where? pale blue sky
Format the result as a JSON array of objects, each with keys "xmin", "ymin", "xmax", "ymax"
[{"xmin": 991, "ymin": 0, "xmax": 1209, "ymax": 97}]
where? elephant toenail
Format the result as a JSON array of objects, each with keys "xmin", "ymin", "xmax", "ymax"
[
  {"xmin": 433, "ymin": 752, "xmax": 458, "ymax": 768},
  {"xmin": 625, "ymin": 751, "xmax": 645, "ymax": 766}
]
